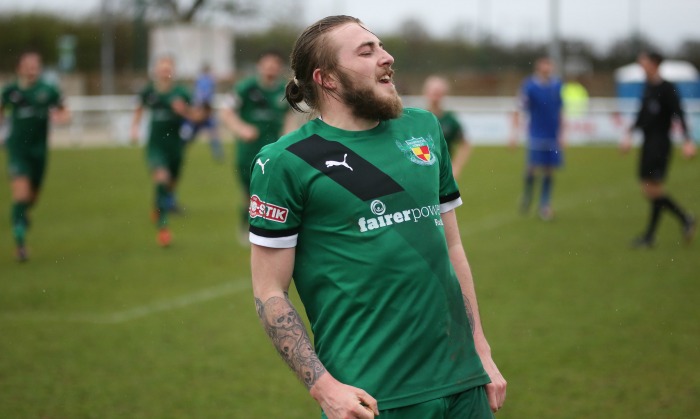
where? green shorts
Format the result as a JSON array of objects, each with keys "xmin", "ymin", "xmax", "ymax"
[
  {"xmin": 146, "ymin": 146, "xmax": 183, "ymax": 181},
  {"xmin": 321, "ymin": 386, "xmax": 494, "ymax": 419},
  {"xmin": 7, "ymin": 148, "xmax": 48, "ymax": 190}
]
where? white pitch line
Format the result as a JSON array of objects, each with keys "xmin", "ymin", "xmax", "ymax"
[{"xmin": 1, "ymin": 279, "xmax": 251, "ymax": 325}]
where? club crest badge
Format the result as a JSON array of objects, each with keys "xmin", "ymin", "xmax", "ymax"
[{"xmin": 396, "ymin": 136, "xmax": 436, "ymax": 166}]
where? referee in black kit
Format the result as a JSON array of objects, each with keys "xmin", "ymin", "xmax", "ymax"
[{"xmin": 621, "ymin": 51, "xmax": 697, "ymax": 248}]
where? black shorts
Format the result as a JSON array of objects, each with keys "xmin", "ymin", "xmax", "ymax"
[{"xmin": 639, "ymin": 136, "xmax": 671, "ymax": 181}]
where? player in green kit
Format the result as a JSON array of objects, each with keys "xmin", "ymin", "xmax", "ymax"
[
  {"xmin": 1, "ymin": 52, "xmax": 70, "ymax": 261},
  {"xmin": 423, "ymin": 75, "xmax": 472, "ymax": 178},
  {"xmin": 250, "ymin": 16, "xmax": 506, "ymax": 418},
  {"xmin": 220, "ymin": 51, "xmax": 296, "ymax": 241},
  {"xmin": 131, "ymin": 56, "xmax": 195, "ymax": 247}
]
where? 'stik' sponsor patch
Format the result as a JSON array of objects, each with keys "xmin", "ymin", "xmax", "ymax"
[{"xmin": 249, "ymin": 195, "xmax": 288, "ymax": 223}]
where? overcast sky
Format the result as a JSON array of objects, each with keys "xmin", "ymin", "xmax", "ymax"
[{"xmin": 2, "ymin": 0, "xmax": 700, "ymax": 51}]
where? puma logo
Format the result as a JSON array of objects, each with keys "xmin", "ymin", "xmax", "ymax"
[
  {"xmin": 256, "ymin": 158, "xmax": 270, "ymax": 174},
  {"xmin": 325, "ymin": 153, "xmax": 353, "ymax": 171}
]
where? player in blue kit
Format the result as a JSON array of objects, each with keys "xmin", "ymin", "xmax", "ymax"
[
  {"xmin": 510, "ymin": 57, "xmax": 564, "ymax": 220},
  {"xmin": 181, "ymin": 64, "xmax": 224, "ymax": 162}
]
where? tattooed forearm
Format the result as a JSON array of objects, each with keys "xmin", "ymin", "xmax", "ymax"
[
  {"xmin": 462, "ymin": 293, "xmax": 475, "ymax": 334},
  {"xmin": 255, "ymin": 294, "xmax": 326, "ymax": 389}
]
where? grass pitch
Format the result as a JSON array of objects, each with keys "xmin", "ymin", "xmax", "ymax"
[{"xmin": 1, "ymin": 143, "xmax": 698, "ymax": 418}]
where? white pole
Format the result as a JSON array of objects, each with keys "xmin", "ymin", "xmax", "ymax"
[
  {"xmin": 548, "ymin": 0, "xmax": 562, "ymax": 75},
  {"xmin": 478, "ymin": 0, "xmax": 490, "ymax": 41},
  {"xmin": 630, "ymin": 0, "xmax": 640, "ymax": 52},
  {"xmin": 100, "ymin": 0, "xmax": 115, "ymax": 95}
]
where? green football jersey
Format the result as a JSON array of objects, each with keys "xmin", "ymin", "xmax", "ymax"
[
  {"xmin": 249, "ymin": 108, "xmax": 489, "ymax": 409},
  {"xmin": 438, "ymin": 110, "xmax": 466, "ymax": 156},
  {"xmin": 138, "ymin": 83, "xmax": 190, "ymax": 151},
  {"xmin": 1, "ymin": 79, "xmax": 62, "ymax": 152},
  {"xmin": 233, "ymin": 77, "xmax": 289, "ymax": 167}
]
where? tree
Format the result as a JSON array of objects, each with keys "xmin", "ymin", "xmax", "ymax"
[
  {"xmin": 0, "ymin": 13, "xmax": 134, "ymax": 74},
  {"xmin": 602, "ymin": 35, "xmax": 659, "ymax": 70},
  {"xmin": 396, "ymin": 18, "xmax": 431, "ymax": 43},
  {"xmin": 678, "ymin": 39, "xmax": 700, "ymax": 70},
  {"xmin": 140, "ymin": 0, "xmax": 257, "ymax": 23}
]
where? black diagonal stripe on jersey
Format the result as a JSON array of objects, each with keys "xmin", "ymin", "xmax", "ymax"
[{"xmin": 286, "ymin": 134, "xmax": 404, "ymax": 201}]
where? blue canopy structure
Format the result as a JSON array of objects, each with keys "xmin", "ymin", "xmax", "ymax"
[{"xmin": 615, "ymin": 60, "xmax": 700, "ymax": 100}]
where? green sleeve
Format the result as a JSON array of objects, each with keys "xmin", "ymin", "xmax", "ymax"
[
  {"xmin": 449, "ymin": 112, "xmax": 465, "ymax": 140},
  {"xmin": 234, "ymin": 80, "xmax": 247, "ymax": 97},
  {"xmin": 434, "ymin": 114, "xmax": 459, "ymax": 200},
  {"xmin": 177, "ymin": 85, "xmax": 191, "ymax": 104},
  {"xmin": 0, "ymin": 85, "xmax": 9, "ymax": 109},
  {"xmin": 137, "ymin": 85, "xmax": 150, "ymax": 106},
  {"xmin": 248, "ymin": 143, "xmax": 304, "ymax": 235}
]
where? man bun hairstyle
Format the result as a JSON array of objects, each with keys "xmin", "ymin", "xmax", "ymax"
[{"xmin": 285, "ymin": 15, "xmax": 362, "ymax": 113}]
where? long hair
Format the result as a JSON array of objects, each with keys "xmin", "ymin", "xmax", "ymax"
[{"xmin": 285, "ymin": 15, "xmax": 362, "ymax": 113}]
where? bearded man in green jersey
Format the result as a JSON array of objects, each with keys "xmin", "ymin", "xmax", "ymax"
[
  {"xmin": 249, "ymin": 16, "xmax": 506, "ymax": 419},
  {"xmin": 220, "ymin": 50, "xmax": 297, "ymax": 241},
  {"xmin": 1, "ymin": 52, "xmax": 70, "ymax": 261},
  {"xmin": 131, "ymin": 56, "xmax": 197, "ymax": 247}
]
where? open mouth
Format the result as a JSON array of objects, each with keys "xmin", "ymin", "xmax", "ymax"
[{"xmin": 379, "ymin": 75, "xmax": 393, "ymax": 84}]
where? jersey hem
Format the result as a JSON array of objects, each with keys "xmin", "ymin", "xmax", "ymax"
[{"xmin": 376, "ymin": 373, "xmax": 491, "ymax": 411}]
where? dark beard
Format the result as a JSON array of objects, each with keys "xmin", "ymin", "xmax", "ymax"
[{"xmin": 337, "ymin": 71, "xmax": 403, "ymax": 121}]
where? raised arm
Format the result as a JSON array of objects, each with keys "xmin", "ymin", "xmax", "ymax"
[
  {"xmin": 219, "ymin": 94, "xmax": 259, "ymax": 142},
  {"xmin": 170, "ymin": 97, "xmax": 190, "ymax": 119},
  {"xmin": 50, "ymin": 103, "xmax": 71, "ymax": 125},
  {"xmin": 251, "ymin": 244, "xmax": 378, "ymax": 418},
  {"xmin": 442, "ymin": 210, "xmax": 507, "ymax": 413}
]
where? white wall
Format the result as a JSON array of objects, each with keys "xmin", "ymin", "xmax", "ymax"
[
  {"xmin": 149, "ymin": 25, "xmax": 234, "ymax": 80},
  {"xmin": 45, "ymin": 95, "xmax": 700, "ymax": 148}
]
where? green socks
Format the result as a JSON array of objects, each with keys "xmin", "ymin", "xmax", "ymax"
[
  {"xmin": 11, "ymin": 202, "xmax": 29, "ymax": 247},
  {"xmin": 155, "ymin": 183, "xmax": 169, "ymax": 228}
]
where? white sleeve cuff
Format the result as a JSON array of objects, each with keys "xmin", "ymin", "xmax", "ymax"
[
  {"xmin": 440, "ymin": 197, "xmax": 463, "ymax": 213},
  {"xmin": 249, "ymin": 232, "xmax": 298, "ymax": 248}
]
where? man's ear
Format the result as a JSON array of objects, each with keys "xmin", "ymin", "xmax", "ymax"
[{"xmin": 313, "ymin": 68, "xmax": 337, "ymax": 90}]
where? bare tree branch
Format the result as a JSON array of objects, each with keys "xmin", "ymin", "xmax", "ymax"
[
  {"xmin": 182, "ymin": 0, "xmax": 207, "ymax": 22},
  {"xmin": 141, "ymin": 0, "xmax": 258, "ymax": 23}
]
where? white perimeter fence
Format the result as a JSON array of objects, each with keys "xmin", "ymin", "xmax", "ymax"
[{"xmin": 38, "ymin": 95, "xmax": 700, "ymax": 148}]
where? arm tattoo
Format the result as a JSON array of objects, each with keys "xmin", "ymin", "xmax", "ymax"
[
  {"xmin": 462, "ymin": 293, "xmax": 475, "ymax": 334},
  {"xmin": 255, "ymin": 293, "xmax": 326, "ymax": 389}
]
